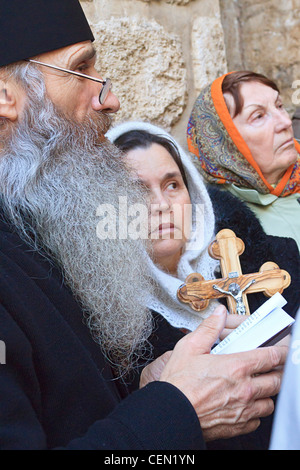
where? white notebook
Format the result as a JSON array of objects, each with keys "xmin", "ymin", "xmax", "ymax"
[{"xmin": 211, "ymin": 293, "xmax": 295, "ymax": 355}]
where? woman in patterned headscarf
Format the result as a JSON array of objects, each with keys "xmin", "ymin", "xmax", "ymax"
[{"xmin": 187, "ymin": 71, "xmax": 300, "ymax": 250}]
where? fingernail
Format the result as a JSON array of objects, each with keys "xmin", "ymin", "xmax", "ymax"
[{"xmin": 213, "ymin": 305, "xmax": 227, "ymax": 315}]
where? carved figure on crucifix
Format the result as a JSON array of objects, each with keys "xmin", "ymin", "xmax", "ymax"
[{"xmin": 212, "ymin": 279, "xmax": 256, "ymax": 315}]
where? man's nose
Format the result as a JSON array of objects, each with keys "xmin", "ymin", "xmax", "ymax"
[
  {"xmin": 91, "ymin": 87, "xmax": 120, "ymax": 113},
  {"xmin": 90, "ymin": 69, "xmax": 120, "ymax": 113}
]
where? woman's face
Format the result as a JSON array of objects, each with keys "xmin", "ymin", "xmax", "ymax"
[
  {"xmin": 224, "ymin": 81, "xmax": 298, "ymax": 184},
  {"xmin": 125, "ymin": 142, "xmax": 191, "ymax": 274}
]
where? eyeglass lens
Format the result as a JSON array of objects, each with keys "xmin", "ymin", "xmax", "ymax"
[{"xmin": 99, "ymin": 78, "xmax": 112, "ymax": 105}]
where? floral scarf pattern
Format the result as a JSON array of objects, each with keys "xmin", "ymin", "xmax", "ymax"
[{"xmin": 187, "ymin": 73, "xmax": 300, "ymax": 197}]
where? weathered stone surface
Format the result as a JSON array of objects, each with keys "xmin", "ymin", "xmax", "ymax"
[
  {"xmin": 191, "ymin": 15, "xmax": 227, "ymax": 93},
  {"xmin": 91, "ymin": 16, "xmax": 187, "ymax": 129},
  {"xmin": 139, "ymin": 0, "xmax": 194, "ymax": 4},
  {"xmin": 220, "ymin": 0, "xmax": 300, "ymax": 114},
  {"xmin": 80, "ymin": 0, "xmax": 224, "ymax": 142},
  {"xmin": 81, "ymin": 0, "xmax": 300, "ymax": 138}
]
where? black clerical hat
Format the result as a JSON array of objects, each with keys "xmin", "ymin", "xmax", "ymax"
[{"xmin": 0, "ymin": 0, "xmax": 94, "ymax": 67}]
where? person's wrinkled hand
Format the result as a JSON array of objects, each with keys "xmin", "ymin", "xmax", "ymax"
[
  {"xmin": 144, "ymin": 304, "xmax": 288, "ymax": 441},
  {"xmin": 140, "ymin": 350, "xmax": 172, "ymax": 389}
]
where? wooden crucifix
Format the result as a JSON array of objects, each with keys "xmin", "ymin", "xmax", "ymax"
[{"xmin": 177, "ymin": 229, "xmax": 291, "ymax": 315}]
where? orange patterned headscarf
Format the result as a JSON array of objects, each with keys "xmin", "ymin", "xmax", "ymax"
[{"xmin": 187, "ymin": 73, "xmax": 300, "ymax": 196}]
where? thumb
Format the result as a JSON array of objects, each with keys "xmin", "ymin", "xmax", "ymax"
[{"xmin": 190, "ymin": 304, "xmax": 227, "ymax": 354}]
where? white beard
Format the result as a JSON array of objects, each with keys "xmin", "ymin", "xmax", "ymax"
[{"xmin": 0, "ymin": 64, "xmax": 154, "ymax": 376}]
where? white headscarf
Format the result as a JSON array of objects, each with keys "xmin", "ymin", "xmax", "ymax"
[{"xmin": 106, "ymin": 121, "xmax": 220, "ymax": 331}]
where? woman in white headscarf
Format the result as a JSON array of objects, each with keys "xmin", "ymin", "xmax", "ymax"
[{"xmin": 106, "ymin": 121, "xmax": 300, "ymax": 333}]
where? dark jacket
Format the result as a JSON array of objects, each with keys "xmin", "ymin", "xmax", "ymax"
[
  {"xmin": 206, "ymin": 187, "xmax": 300, "ymax": 450},
  {"xmin": 209, "ymin": 186, "xmax": 300, "ymax": 318},
  {"xmin": 150, "ymin": 187, "xmax": 300, "ymax": 451}
]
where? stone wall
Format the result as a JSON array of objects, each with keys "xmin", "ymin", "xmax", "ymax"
[
  {"xmin": 220, "ymin": 0, "xmax": 300, "ymax": 116},
  {"xmin": 80, "ymin": 0, "xmax": 300, "ymax": 147},
  {"xmin": 80, "ymin": 0, "xmax": 227, "ymax": 147}
]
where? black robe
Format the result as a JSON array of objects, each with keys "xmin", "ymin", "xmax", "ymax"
[
  {"xmin": 0, "ymin": 212, "xmax": 203, "ymax": 450},
  {"xmin": 0, "ymin": 187, "xmax": 299, "ymax": 450}
]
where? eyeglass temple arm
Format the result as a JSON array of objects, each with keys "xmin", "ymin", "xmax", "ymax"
[{"xmin": 25, "ymin": 59, "xmax": 106, "ymax": 84}]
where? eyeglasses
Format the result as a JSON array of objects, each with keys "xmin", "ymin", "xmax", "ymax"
[{"xmin": 26, "ymin": 59, "xmax": 112, "ymax": 105}]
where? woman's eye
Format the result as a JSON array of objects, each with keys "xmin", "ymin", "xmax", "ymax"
[
  {"xmin": 167, "ymin": 182, "xmax": 177, "ymax": 190},
  {"xmin": 253, "ymin": 112, "xmax": 264, "ymax": 121}
]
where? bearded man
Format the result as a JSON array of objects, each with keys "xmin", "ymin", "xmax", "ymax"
[{"xmin": 0, "ymin": 0, "xmax": 289, "ymax": 450}]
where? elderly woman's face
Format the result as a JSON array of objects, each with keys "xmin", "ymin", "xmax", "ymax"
[
  {"xmin": 125, "ymin": 143, "xmax": 191, "ymax": 274},
  {"xmin": 224, "ymin": 81, "xmax": 298, "ymax": 184}
]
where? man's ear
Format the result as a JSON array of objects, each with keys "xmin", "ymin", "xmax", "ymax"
[{"xmin": 0, "ymin": 82, "xmax": 19, "ymax": 121}]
